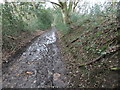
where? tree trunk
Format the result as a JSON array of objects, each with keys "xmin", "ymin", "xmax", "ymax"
[
  {"xmin": 62, "ymin": 9, "xmax": 71, "ymax": 25},
  {"xmin": 51, "ymin": 0, "xmax": 79, "ymax": 28},
  {"xmin": 117, "ymin": 1, "xmax": 120, "ymax": 44}
]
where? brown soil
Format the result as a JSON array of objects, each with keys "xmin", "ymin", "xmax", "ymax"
[
  {"xmin": 2, "ymin": 30, "xmax": 47, "ymax": 62},
  {"xmin": 58, "ymin": 19, "xmax": 120, "ymax": 88},
  {"xmin": 2, "ymin": 28, "xmax": 68, "ymax": 88}
]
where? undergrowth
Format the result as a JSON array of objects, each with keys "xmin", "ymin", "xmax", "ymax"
[
  {"xmin": 60, "ymin": 2, "xmax": 119, "ymax": 88},
  {"xmin": 2, "ymin": 2, "xmax": 53, "ymax": 51}
]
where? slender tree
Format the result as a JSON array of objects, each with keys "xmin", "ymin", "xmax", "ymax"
[
  {"xmin": 117, "ymin": 1, "xmax": 120, "ymax": 44},
  {"xmin": 50, "ymin": 0, "xmax": 80, "ymax": 27}
]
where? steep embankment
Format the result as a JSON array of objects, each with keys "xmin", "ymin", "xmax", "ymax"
[{"xmin": 60, "ymin": 17, "xmax": 120, "ymax": 88}]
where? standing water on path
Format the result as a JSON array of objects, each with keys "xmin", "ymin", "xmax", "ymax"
[{"xmin": 2, "ymin": 27, "xmax": 68, "ymax": 88}]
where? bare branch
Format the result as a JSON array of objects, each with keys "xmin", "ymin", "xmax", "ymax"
[
  {"xmin": 58, "ymin": 1, "xmax": 64, "ymax": 9},
  {"xmin": 50, "ymin": 1, "xmax": 62, "ymax": 7},
  {"xmin": 73, "ymin": 0, "xmax": 79, "ymax": 12}
]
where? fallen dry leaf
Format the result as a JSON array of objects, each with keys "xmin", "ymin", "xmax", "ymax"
[
  {"xmin": 53, "ymin": 73, "xmax": 61, "ymax": 81},
  {"xmin": 26, "ymin": 71, "xmax": 33, "ymax": 75},
  {"xmin": 16, "ymin": 74, "xmax": 20, "ymax": 76}
]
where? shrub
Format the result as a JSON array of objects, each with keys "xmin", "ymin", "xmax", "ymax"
[{"xmin": 2, "ymin": 2, "xmax": 53, "ymax": 50}]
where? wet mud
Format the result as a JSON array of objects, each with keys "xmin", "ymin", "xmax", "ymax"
[{"xmin": 2, "ymin": 27, "xmax": 68, "ymax": 88}]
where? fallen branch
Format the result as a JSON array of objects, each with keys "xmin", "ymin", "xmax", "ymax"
[
  {"xmin": 110, "ymin": 67, "xmax": 120, "ymax": 71},
  {"xmin": 7, "ymin": 35, "xmax": 17, "ymax": 40},
  {"xmin": 66, "ymin": 38, "xmax": 79, "ymax": 47},
  {"xmin": 79, "ymin": 46, "xmax": 120, "ymax": 67}
]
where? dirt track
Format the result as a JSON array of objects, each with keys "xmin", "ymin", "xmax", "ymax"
[{"xmin": 2, "ymin": 27, "xmax": 68, "ymax": 88}]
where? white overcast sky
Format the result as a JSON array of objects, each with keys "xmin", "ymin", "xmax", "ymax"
[
  {"xmin": 0, "ymin": 0, "xmax": 120, "ymax": 5},
  {"xmin": 45, "ymin": 0, "xmax": 120, "ymax": 8},
  {"xmin": 45, "ymin": 0, "xmax": 107, "ymax": 8}
]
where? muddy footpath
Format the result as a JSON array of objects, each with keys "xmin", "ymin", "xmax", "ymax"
[{"xmin": 2, "ymin": 27, "xmax": 69, "ymax": 88}]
